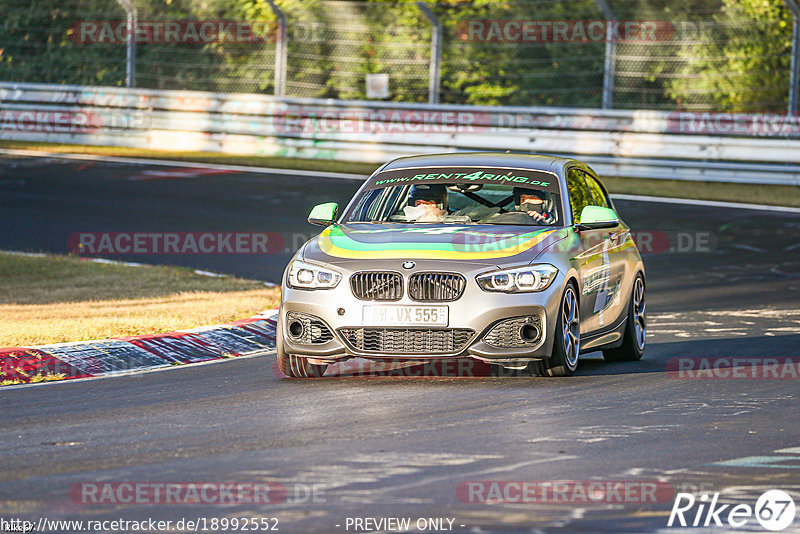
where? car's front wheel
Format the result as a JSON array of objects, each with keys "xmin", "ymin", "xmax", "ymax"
[
  {"xmin": 530, "ymin": 283, "xmax": 580, "ymax": 377},
  {"xmin": 276, "ymin": 319, "xmax": 328, "ymax": 378},
  {"xmin": 277, "ymin": 353, "xmax": 328, "ymax": 378}
]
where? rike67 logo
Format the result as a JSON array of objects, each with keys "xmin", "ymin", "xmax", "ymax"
[{"xmin": 668, "ymin": 490, "xmax": 796, "ymax": 531}]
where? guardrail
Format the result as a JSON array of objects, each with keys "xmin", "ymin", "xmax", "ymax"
[{"xmin": 2, "ymin": 81, "xmax": 799, "ymax": 185}]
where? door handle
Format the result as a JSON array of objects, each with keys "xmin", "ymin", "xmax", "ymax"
[{"xmin": 609, "ymin": 230, "xmax": 628, "ymax": 245}]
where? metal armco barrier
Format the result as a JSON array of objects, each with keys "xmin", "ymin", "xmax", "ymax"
[{"xmin": 2, "ymin": 82, "xmax": 799, "ymax": 185}]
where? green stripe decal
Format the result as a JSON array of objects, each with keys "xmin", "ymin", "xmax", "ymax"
[{"xmin": 318, "ymin": 226, "xmax": 556, "ymax": 260}]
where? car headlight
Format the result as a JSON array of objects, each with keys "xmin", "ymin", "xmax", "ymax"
[
  {"xmin": 476, "ymin": 264, "xmax": 558, "ymax": 293},
  {"xmin": 287, "ymin": 260, "xmax": 342, "ymax": 289}
]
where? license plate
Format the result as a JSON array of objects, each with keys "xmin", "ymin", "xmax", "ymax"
[{"xmin": 362, "ymin": 305, "xmax": 448, "ymax": 326}]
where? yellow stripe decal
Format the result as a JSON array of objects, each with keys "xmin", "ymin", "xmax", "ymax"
[{"xmin": 318, "ymin": 228, "xmax": 557, "ymax": 260}]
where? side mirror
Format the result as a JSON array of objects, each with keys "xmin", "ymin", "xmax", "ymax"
[
  {"xmin": 576, "ymin": 206, "xmax": 619, "ymax": 231},
  {"xmin": 308, "ymin": 202, "xmax": 338, "ymax": 226}
]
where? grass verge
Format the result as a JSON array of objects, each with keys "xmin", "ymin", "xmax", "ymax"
[
  {"xmin": 0, "ymin": 252, "xmax": 279, "ymax": 347},
  {"xmin": 601, "ymin": 176, "xmax": 800, "ymax": 208},
  {"xmin": 0, "ymin": 140, "xmax": 380, "ymax": 175},
  {"xmin": 1, "ymin": 140, "xmax": 798, "ymax": 207}
]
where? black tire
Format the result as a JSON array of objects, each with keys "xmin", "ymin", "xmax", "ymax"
[
  {"xmin": 603, "ymin": 274, "xmax": 646, "ymax": 362},
  {"xmin": 530, "ymin": 283, "xmax": 581, "ymax": 377},
  {"xmin": 276, "ymin": 319, "xmax": 328, "ymax": 378},
  {"xmin": 527, "ymin": 359, "xmax": 549, "ymax": 377},
  {"xmin": 277, "ymin": 353, "xmax": 327, "ymax": 378}
]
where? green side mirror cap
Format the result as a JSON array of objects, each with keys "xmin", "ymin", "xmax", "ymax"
[
  {"xmin": 577, "ymin": 205, "xmax": 619, "ymax": 230},
  {"xmin": 308, "ymin": 202, "xmax": 338, "ymax": 226}
]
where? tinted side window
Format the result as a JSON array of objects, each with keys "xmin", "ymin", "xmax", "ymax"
[
  {"xmin": 566, "ymin": 168, "xmax": 593, "ymax": 223},
  {"xmin": 583, "ymin": 173, "xmax": 610, "ymax": 208}
]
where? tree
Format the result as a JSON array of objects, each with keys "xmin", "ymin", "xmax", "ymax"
[{"xmin": 664, "ymin": 0, "xmax": 794, "ymax": 112}]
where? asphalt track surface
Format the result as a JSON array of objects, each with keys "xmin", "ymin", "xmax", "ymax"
[{"xmin": 1, "ymin": 154, "xmax": 800, "ymax": 533}]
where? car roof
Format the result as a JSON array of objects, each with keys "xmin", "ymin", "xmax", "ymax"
[{"xmin": 380, "ymin": 152, "xmax": 578, "ymax": 175}]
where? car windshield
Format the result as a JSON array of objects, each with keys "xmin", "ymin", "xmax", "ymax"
[{"xmin": 344, "ymin": 167, "xmax": 562, "ymax": 226}]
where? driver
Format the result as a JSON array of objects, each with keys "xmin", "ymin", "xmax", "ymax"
[
  {"xmin": 514, "ymin": 188, "xmax": 555, "ymax": 224},
  {"xmin": 405, "ymin": 184, "xmax": 448, "ymax": 222}
]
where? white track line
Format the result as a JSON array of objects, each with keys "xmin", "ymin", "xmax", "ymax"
[
  {"xmin": 611, "ymin": 193, "xmax": 800, "ymax": 214},
  {"xmin": 0, "ymin": 250, "xmax": 47, "ymax": 258},
  {"xmin": 3, "ymin": 147, "xmax": 799, "ymax": 212}
]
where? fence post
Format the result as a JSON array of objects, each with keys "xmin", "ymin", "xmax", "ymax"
[
  {"xmin": 265, "ymin": 0, "xmax": 288, "ymax": 97},
  {"xmin": 786, "ymin": 0, "xmax": 800, "ymax": 115},
  {"xmin": 115, "ymin": 0, "xmax": 137, "ymax": 88},
  {"xmin": 594, "ymin": 0, "xmax": 615, "ymax": 109},
  {"xmin": 416, "ymin": 2, "xmax": 442, "ymax": 104}
]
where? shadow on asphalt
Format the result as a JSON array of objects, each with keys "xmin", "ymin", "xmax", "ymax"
[
  {"xmin": 578, "ymin": 333, "xmax": 800, "ymax": 376},
  {"xmin": 270, "ymin": 333, "xmax": 800, "ymax": 380}
]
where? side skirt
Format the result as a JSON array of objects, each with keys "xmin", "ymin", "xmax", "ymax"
[{"xmin": 580, "ymin": 315, "xmax": 628, "ymax": 353}]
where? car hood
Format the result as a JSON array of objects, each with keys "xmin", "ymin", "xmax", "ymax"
[{"xmin": 301, "ymin": 223, "xmax": 567, "ymax": 267}]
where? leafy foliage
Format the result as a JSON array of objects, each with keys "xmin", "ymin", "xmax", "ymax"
[
  {"xmin": 662, "ymin": 0, "xmax": 795, "ymax": 111},
  {"xmin": 0, "ymin": 0, "xmax": 796, "ymax": 111}
]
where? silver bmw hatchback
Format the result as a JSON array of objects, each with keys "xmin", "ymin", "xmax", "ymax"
[{"xmin": 277, "ymin": 153, "xmax": 646, "ymax": 378}]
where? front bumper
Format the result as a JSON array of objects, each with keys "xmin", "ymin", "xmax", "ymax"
[{"xmin": 279, "ymin": 266, "xmax": 566, "ymax": 365}]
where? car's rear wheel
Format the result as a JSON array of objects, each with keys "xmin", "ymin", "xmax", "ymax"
[
  {"xmin": 603, "ymin": 274, "xmax": 646, "ymax": 362},
  {"xmin": 530, "ymin": 283, "xmax": 580, "ymax": 377}
]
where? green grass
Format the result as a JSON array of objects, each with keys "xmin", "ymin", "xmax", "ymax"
[
  {"xmin": 601, "ymin": 176, "xmax": 800, "ymax": 208},
  {"xmin": 1, "ymin": 140, "xmax": 798, "ymax": 207},
  {"xmin": 0, "ymin": 252, "xmax": 279, "ymax": 346},
  {"xmin": 0, "ymin": 252, "xmax": 268, "ymax": 305}
]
